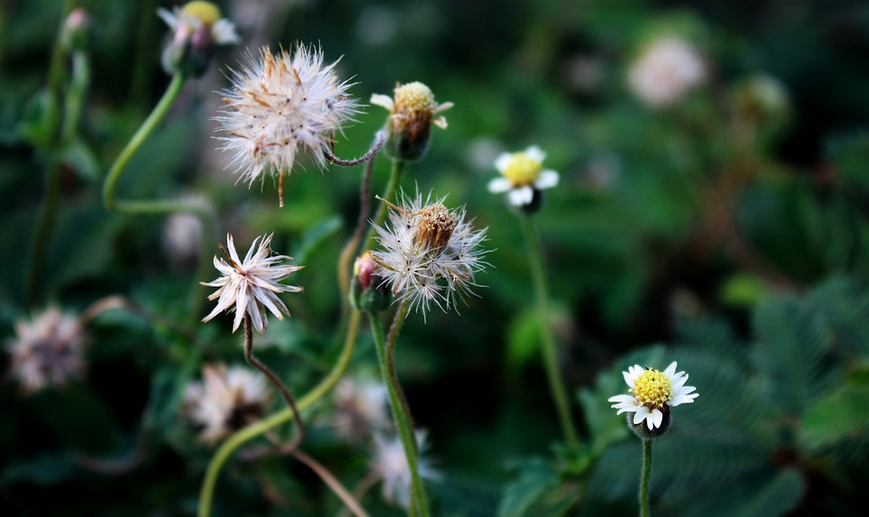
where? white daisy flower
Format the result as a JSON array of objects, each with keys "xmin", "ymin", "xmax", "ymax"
[
  {"xmin": 201, "ymin": 233, "xmax": 304, "ymax": 334},
  {"xmin": 608, "ymin": 361, "xmax": 698, "ymax": 433},
  {"xmin": 157, "ymin": 1, "xmax": 239, "ymax": 45},
  {"xmin": 216, "ymin": 44, "xmax": 360, "ymax": 206},
  {"xmin": 370, "ymin": 191, "xmax": 489, "ymax": 318},
  {"xmin": 183, "ymin": 363, "xmax": 271, "ymax": 445},
  {"xmin": 157, "ymin": 1, "xmax": 239, "ymax": 76},
  {"xmin": 627, "ymin": 36, "xmax": 707, "ymax": 109},
  {"xmin": 371, "ymin": 430, "xmax": 440, "ymax": 510},
  {"xmin": 489, "ymin": 145, "xmax": 560, "ymax": 209},
  {"xmin": 7, "ymin": 308, "xmax": 87, "ymax": 394}
]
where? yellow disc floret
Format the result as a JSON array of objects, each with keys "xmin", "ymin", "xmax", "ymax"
[
  {"xmin": 393, "ymin": 82, "xmax": 437, "ymax": 116},
  {"xmin": 503, "ymin": 152, "xmax": 543, "ymax": 186},
  {"xmin": 182, "ymin": 1, "xmax": 222, "ymax": 26},
  {"xmin": 631, "ymin": 368, "xmax": 672, "ymax": 409}
]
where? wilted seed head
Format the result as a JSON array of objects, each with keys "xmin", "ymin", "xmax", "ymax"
[
  {"xmin": 414, "ymin": 203, "xmax": 456, "ymax": 253},
  {"xmin": 8, "ymin": 308, "xmax": 87, "ymax": 394},
  {"xmin": 217, "ymin": 44, "xmax": 359, "ymax": 206}
]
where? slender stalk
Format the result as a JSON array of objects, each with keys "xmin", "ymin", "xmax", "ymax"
[
  {"xmin": 242, "ymin": 314, "xmax": 305, "ymax": 454},
  {"xmin": 102, "ymin": 72, "xmax": 185, "ymax": 211},
  {"xmin": 338, "ymin": 151, "xmax": 377, "ymax": 308},
  {"xmin": 639, "ymin": 439, "xmax": 653, "ymax": 517},
  {"xmin": 293, "ymin": 450, "xmax": 372, "ymax": 517},
  {"xmin": 25, "ymin": 0, "xmax": 77, "ymax": 306},
  {"xmin": 198, "ymin": 310, "xmax": 362, "ymax": 517},
  {"xmin": 519, "ymin": 214, "xmax": 580, "ymax": 450},
  {"xmin": 370, "ymin": 303, "xmax": 430, "ymax": 517},
  {"xmin": 364, "ymin": 159, "xmax": 405, "ymax": 251},
  {"xmin": 323, "ymin": 130, "xmax": 386, "ymax": 167}
]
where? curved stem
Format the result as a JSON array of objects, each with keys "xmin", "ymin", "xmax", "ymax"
[
  {"xmin": 102, "ymin": 72, "xmax": 185, "ymax": 212},
  {"xmin": 338, "ymin": 149, "xmax": 377, "ymax": 311},
  {"xmin": 519, "ymin": 215, "xmax": 580, "ymax": 451},
  {"xmin": 198, "ymin": 310, "xmax": 362, "ymax": 517},
  {"xmin": 639, "ymin": 439, "xmax": 653, "ymax": 517},
  {"xmin": 323, "ymin": 131, "xmax": 386, "ymax": 167},
  {"xmin": 370, "ymin": 303, "xmax": 430, "ymax": 517},
  {"xmin": 242, "ymin": 315, "xmax": 305, "ymax": 454}
]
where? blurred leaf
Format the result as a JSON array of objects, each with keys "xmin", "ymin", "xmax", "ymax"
[
  {"xmin": 0, "ymin": 453, "xmax": 79, "ymax": 487},
  {"xmin": 719, "ymin": 272, "xmax": 768, "ymax": 308},
  {"xmin": 498, "ymin": 459, "xmax": 559, "ymax": 517},
  {"xmin": 59, "ymin": 137, "xmax": 100, "ymax": 182},
  {"xmin": 292, "ymin": 215, "xmax": 343, "ymax": 266},
  {"xmin": 506, "ymin": 308, "xmax": 542, "ymax": 369}
]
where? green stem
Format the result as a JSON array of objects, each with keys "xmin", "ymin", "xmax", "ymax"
[
  {"xmin": 519, "ymin": 214, "xmax": 580, "ymax": 451},
  {"xmin": 639, "ymin": 439, "xmax": 653, "ymax": 517},
  {"xmin": 197, "ymin": 310, "xmax": 362, "ymax": 517},
  {"xmin": 25, "ymin": 0, "xmax": 76, "ymax": 307},
  {"xmin": 364, "ymin": 158, "xmax": 405, "ymax": 251},
  {"xmin": 102, "ymin": 72, "xmax": 185, "ymax": 212},
  {"xmin": 60, "ymin": 50, "xmax": 89, "ymax": 143},
  {"xmin": 370, "ymin": 303, "xmax": 430, "ymax": 517},
  {"xmin": 26, "ymin": 162, "xmax": 62, "ymax": 306}
]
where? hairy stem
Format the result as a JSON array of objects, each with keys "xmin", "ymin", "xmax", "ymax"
[
  {"xmin": 640, "ymin": 439, "xmax": 653, "ymax": 517},
  {"xmin": 323, "ymin": 130, "xmax": 386, "ymax": 167},
  {"xmin": 242, "ymin": 314, "xmax": 305, "ymax": 455},
  {"xmin": 520, "ymin": 214, "xmax": 580, "ymax": 451},
  {"xmin": 370, "ymin": 303, "xmax": 430, "ymax": 517}
]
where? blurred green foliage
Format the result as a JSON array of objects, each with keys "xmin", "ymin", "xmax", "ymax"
[{"xmin": 2, "ymin": 0, "xmax": 869, "ymax": 516}]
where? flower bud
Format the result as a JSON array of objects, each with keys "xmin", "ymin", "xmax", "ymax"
[
  {"xmin": 371, "ymin": 82, "xmax": 453, "ymax": 162},
  {"xmin": 350, "ymin": 251, "xmax": 392, "ymax": 312},
  {"xmin": 61, "ymin": 8, "xmax": 93, "ymax": 53}
]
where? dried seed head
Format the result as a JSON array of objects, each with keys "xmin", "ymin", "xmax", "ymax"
[{"xmin": 415, "ymin": 204, "xmax": 456, "ymax": 253}]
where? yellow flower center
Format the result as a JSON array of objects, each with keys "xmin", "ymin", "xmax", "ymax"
[
  {"xmin": 415, "ymin": 204, "xmax": 456, "ymax": 253},
  {"xmin": 394, "ymin": 82, "xmax": 437, "ymax": 115},
  {"xmin": 631, "ymin": 368, "xmax": 672, "ymax": 409},
  {"xmin": 503, "ymin": 152, "xmax": 543, "ymax": 186},
  {"xmin": 182, "ymin": 1, "xmax": 222, "ymax": 26}
]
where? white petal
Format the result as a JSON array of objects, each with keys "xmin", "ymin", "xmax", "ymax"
[
  {"xmin": 650, "ymin": 409, "xmax": 663, "ymax": 429},
  {"xmin": 524, "ymin": 145, "xmax": 546, "ymax": 163},
  {"xmin": 535, "ymin": 170, "xmax": 560, "ymax": 189},
  {"xmin": 212, "ymin": 19, "xmax": 240, "ymax": 45},
  {"xmin": 487, "ymin": 177, "xmax": 513, "ymax": 194},
  {"xmin": 156, "ymin": 7, "xmax": 178, "ymax": 28},
  {"xmin": 370, "ymin": 94, "xmax": 394, "ymax": 111},
  {"xmin": 663, "ymin": 361, "xmax": 678, "ymax": 378},
  {"xmin": 633, "ymin": 406, "xmax": 650, "ymax": 425},
  {"xmin": 508, "ymin": 186, "xmax": 534, "ymax": 207},
  {"xmin": 494, "ymin": 153, "xmax": 513, "ymax": 173}
]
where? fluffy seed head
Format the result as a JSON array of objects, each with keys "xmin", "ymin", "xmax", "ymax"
[
  {"xmin": 7, "ymin": 308, "xmax": 87, "ymax": 394},
  {"xmin": 183, "ymin": 363, "xmax": 271, "ymax": 445},
  {"xmin": 216, "ymin": 45, "xmax": 359, "ymax": 205},
  {"xmin": 370, "ymin": 191, "xmax": 489, "ymax": 318}
]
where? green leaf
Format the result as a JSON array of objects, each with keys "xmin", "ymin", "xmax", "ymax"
[
  {"xmin": 506, "ymin": 308, "xmax": 542, "ymax": 369},
  {"xmin": 678, "ymin": 468, "xmax": 805, "ymax": 517},
  {"xmin": 498, "ymin": 459, "xmax": 559, "ymax": 517},
  {"xmin": 292, "ymin": 215, "xmax": 343, "ymax": 265},
  {"xmin": 799, "ymin": 366, "xmax": 869, "ymax": 466}
]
